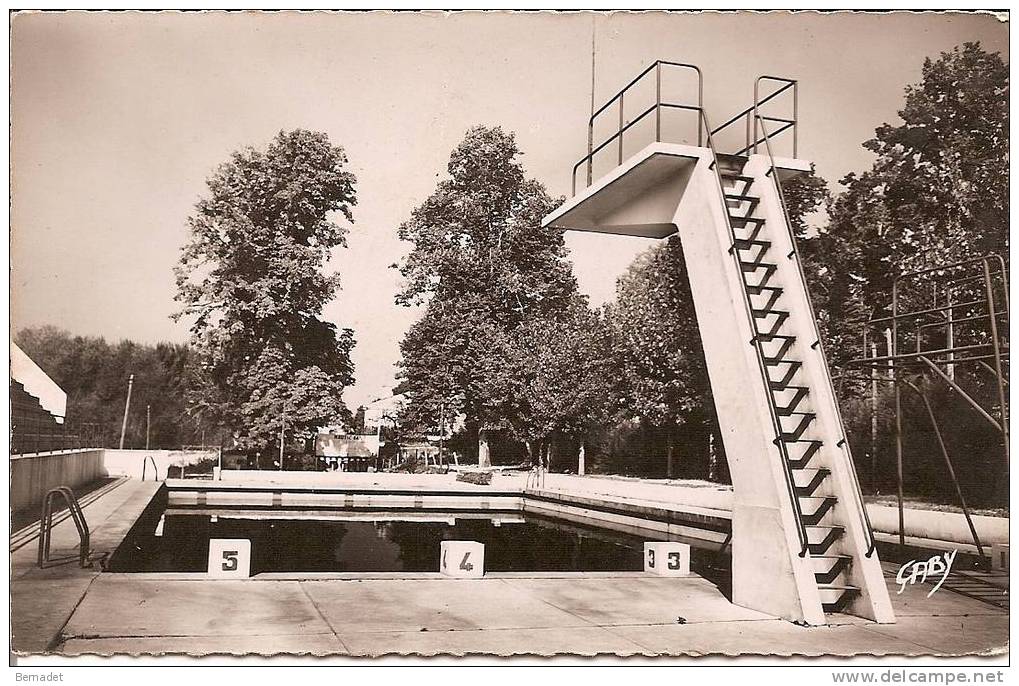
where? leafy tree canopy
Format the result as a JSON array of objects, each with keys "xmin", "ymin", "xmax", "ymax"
[{"xmin": 174, "ymin": 129, "xmax": 358, "ymax": 448}]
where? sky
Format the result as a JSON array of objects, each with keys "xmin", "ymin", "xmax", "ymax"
[{"xmin": 10, "ymin": 10, "xmax": 1008, "ymax": 409}]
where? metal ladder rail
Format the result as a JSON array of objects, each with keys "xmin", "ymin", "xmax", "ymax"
[
  {"xmin": 37, "ymin": 486, "xmax": 91, "ymax": 568},
  {"xmin": 755, "ymin": 113, "xmax": 878, "ymax": 558},
  {"xmin": 698, "ymin": 109, "xmax": 810, "ymax": 558},
  {"xmin": 142, "ymin": 454, "xmax": 159, "ymax": 481}
]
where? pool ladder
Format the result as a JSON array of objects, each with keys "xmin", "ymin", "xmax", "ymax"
[
  {"xmin": 526, "ymin": 465, "xmax": 547, "ymax": 490},
  {"xmin": 142, "ymin": 454, "xmax": 159, "ymax": 481},
  {"xmin": 37, "ymin": 486, "xmax": 91, "ymax": 569}
]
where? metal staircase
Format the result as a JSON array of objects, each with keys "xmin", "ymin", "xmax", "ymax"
[{"xmin": 715, "ymin": 151, "xmax": 865, "ymax": 615}]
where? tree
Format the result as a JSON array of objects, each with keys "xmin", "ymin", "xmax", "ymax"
[
  {"xmin": 798, "ymin": 43, "xmax": 1010, "ymax": 507},
  {"xmin": 14, "ymin": 326, "xmax": 199, "ymax": 449},
  {"xmin": 394, "ymin": 126, "xmax": 579, "ymax": 466},
  {"xmin": 866, "ymin": 42, "xmax": 1008, "ymax": 268},
  {"xmin": 506, "ymin": 299, "xmax": 619, "ymax": 469},
  {"xmin": 805, "ymin": 42, "xmax": 1008, "ymax": 372},
  {"xmin": 605, "ymin": 237, "xmax": 716, "ymax": 479},
  {"xmin": 173, "ymin": 129, "xmax": 358, "ymax": 450}
]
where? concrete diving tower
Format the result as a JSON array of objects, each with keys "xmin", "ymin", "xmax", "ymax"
[{"xmin": 543, "ymin": 138, "xmax": 894, "ymax": 626}]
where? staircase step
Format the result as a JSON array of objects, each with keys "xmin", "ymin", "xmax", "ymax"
[
  {"xmin": 817, "ymin": 584, "xmax": 861, "ymax": 613},
  {"xmin": 780, "ymin": 410, "xmax": 815, "ymax": 441},
  {"xmin": 738, "ymin": 242, "xmax": 771, "ymax": 263},
  {"xmin": 745, "ymin": 266, "xmax": 777, "ymax": 290},
  {"xmin": 769, "ymin": 361, "xmax": 803, "ymax": 389},
  {"xmin": 785, "ymin": 439, "xmax": 824, "ymax": 469},
  {"xmin": 754, "ymin": 307, "xmax": 789, "ymax": 320},
  {"xmin": 717, "ymin": 153, "xmax": 749, "ymax": 170},
  {"xmin": 720, "ymin": 173, "xmax": 755, "ymax": 183},
  {"xmin": 811, "ymin": 555, "xmax": 853, "ymax": 585},
  {"xmin": 805, "ymin": 525, "xmax": 845, "ymax": 555},
  {"xmin": 725, "ymin": 194, "xmax": 760, "ymax": 210},
  {"xmin": 734, "ymin": 222, "xmax": 765, "ymax": 243},
  {"xmin": 799, "ymin": 495, "xmax": 837, "ymax": 526},
  {"xmin": 774, "ymin": 386, "xmax": 810, "ymax": 415},
  {"xmin": 793, "ymin": 468, "xmax": 831, "ymax": 496},
  {"xmin": 729, "ymin": 215, "xmax": 766, "ymax": 229},
  {"xmin": 746, "ymin": 283, "xmax": 782, "ymax": 297},
  {"xmin": 763, "ymin": 336, "xmax": 796, "ymax": 363},
  {"xmin": 733, "ymin": 238, "xmax": 770, "ymax": 250},
  {"xmin": 764, "ymin": 350, "xmax": 800, "ymax": 366}
]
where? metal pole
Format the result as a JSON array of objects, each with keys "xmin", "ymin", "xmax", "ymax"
[
  {"xmin": 696, "ymin": 70, "xmax": 703, "ymax": 147},
  {"xmin": 146, "ymin": 404, "xmax": 151, "ymax": 450},
  {"xmin": 891, "ymin": 283, "xmax": 904, "ymax": 547},
  {"xmin": 655, "ymin": 62, "xmax": 661, "ymax": 142},
  {"xmin": 752, "ymin": 79, "xmax": 759, "ymax": 154},
  {"xmin": 586, "ymin": 17, "xmax": 595, "ymax": 187},
  {"xmin": 279, "ymin": 399, "xmax": 286, "ymax": 471},
  {"xmin": 618, "ymin": 93, "xmax": 624, "ymax": 165},
  {"xmin": 792, "ymin": 82, "xmax": 798, "ymax": 158},
  {"xmin": 946, "ymin": 284, "xmax": 955, "ymax": 381},
  {"xmin": 911, "ymin": 379, "xmax": 986, "ymax": 561},
  {"xmin": 870, "ymin": 341, "xmax": 878, "ymax": 489},
  {"xmin": 884, "ymin": 328, "xmax": 894, "ymax": 382},
  {"xmin": 919, "ymin": 356, "xmax": 1005, "ymax": 432},
  {"xmin": 982, "ymin": 259, "xmax": 1009, "ymax": 460},
  {"xmin": 119, "ymin": 374, "xmax": 134, "ymax": 450}
]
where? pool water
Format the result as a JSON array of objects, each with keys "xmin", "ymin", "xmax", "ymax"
[{"xmin": 112, "ymin": 513, "xmax": 729, "ymax": 578}]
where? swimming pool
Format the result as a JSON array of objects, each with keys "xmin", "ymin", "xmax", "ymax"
[{"xmin": 111, "ymin": 511, "xmax": 730, "ymax": 579}]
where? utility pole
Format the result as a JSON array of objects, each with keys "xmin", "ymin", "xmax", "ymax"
[
  {"xmin": 146, "ymin": 404, "xmax": 151, "ymax": 450},
  {"xmin": 119, "ymin": 374, "xmax": 134, "ymax": 450},
  {"xmin": 586, "ymin": 14, "xmax": 596, "ymax": 186}
]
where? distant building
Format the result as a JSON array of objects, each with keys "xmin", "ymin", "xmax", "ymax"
[{"xmin": 314, "ymin": 393, "xmax": 405, "ymax": 470}]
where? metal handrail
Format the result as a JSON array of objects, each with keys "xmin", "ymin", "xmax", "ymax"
[
  {"xmin": 38, "ymin": 486, "xmax": 90, "ymax": 568},
  {"xmin": 698, "ymin": 109, "xmax": 810, "ymax": 558},
  {"xmin": 711, "ymin": 77, "xmax": 798, "ymax": 158},
  {"xmin": 575, "ymin": 60, "xmax": 703, "ymax": 194},
  {"xmin": 572, "ymin": 102, "xmax": 701, "ymax": 194},
  {"xmin": 756, "ymin": 113, "xmax": 877, "ymax": 557},
  {"xmin": 142, "ymin": 454, "xmax": 159, "ymax": 481},
  {"xmin": 752, "ymin": 77, "xmax": 798, "ymax": 156}
]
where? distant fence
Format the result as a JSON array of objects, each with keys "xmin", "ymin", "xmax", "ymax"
[
  {"xmin": 10, "ymin": 449, "xmax": 105, "ymax": 513},
  {"xmin": 10, "ymin": 417, "xmax": 104, "ymax": 456}
]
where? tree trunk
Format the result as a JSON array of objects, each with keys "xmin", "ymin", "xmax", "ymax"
[
  {"xmin": 525, "ymin": 440, "xmax": 536, "ymax": 467},
  {"xmin": 547, "ymin": 439, "xmax": 556, "ymax": 472},
  {"xmin": 708, "ymin": 432, "xmax": 718, "ymax": 482},
  {"xmin": 578, "ymin": 441, "xmax": 586, "ymax": 476},
  {"xmin": 666, "ymin": 426, "xmax": 675, "ymax": 480},
  {"xmin": 478, "ymin": 429, "xmax": 491, "ymax": 468}
]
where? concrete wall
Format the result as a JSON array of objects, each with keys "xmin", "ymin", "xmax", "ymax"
[
  {"xmin": 102, "ymin": 449, "xmax": 217, "ymax": 480},
  {"xmin": 10, "ymin": 449, "xmax": 104, "ymax": 512}
]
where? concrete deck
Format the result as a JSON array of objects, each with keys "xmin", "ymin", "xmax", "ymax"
[
  {"xmin": 11, "ymin": 473, "xmax": 1009, "ymax": 658},
  {"xmin": 45, "ymin": 568, "xmax": 1007, "ymax": 657},
  {"xmin": 10, "ymin": 478, "xmax": 162, "ymax": 653}
]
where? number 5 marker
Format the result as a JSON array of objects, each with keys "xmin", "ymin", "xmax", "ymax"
[{"xmin": 208, "ymin": 539, "xmax": 251, "ymax": 578}]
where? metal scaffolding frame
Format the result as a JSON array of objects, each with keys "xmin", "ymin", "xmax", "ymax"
[{"xmin": 837, "ymin": 255, "xmax": 1009, "ymax": 564}]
